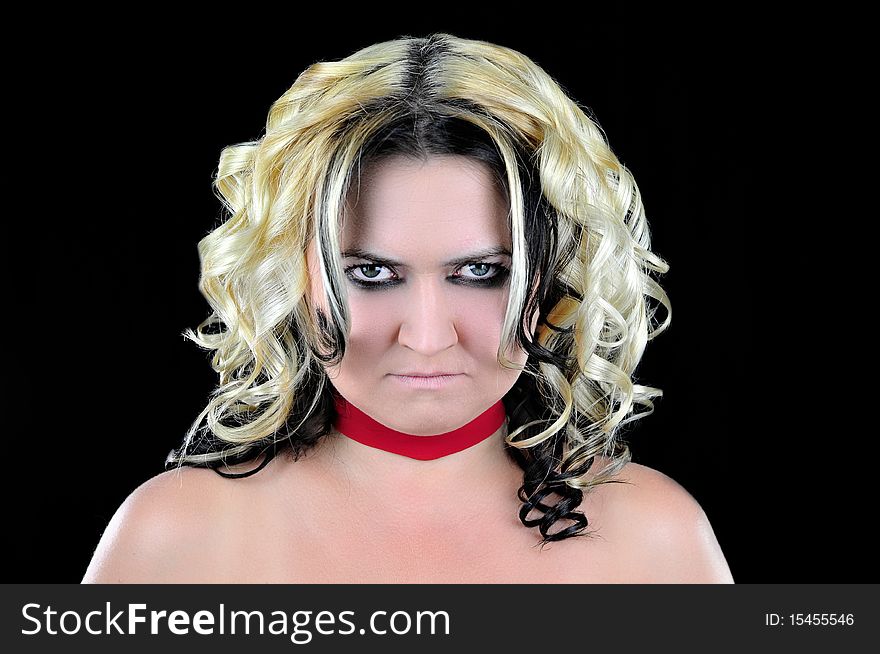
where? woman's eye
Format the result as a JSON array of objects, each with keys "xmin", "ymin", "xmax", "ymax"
[
  {"xmin": 349, "ymin": 264, "xmax": 394, "ymax": 282},
  {"xmin": 457, "ymin": 263, "xmax": 494, "ymax": 279}
]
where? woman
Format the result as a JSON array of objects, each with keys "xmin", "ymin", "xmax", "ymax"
[{"xmin": 83, "ymin": 33, "xmax": 733, "ymax": 583}]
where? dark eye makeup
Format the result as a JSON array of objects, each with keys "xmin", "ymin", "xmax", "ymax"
[{"xmin": 343, "ymin": 262, "xmax": 510, "ymax": 290}]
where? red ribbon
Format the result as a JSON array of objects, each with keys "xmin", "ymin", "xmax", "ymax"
[{"xmin": 332, "ymin": 392, "xmax": 506, "ymax": 460}]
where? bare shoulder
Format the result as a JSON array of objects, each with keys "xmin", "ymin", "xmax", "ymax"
[
  {"xmin": 599, "ymin": 461, "xmax": 735, "ymax": 584},
  {"xmin": 81, "ymin": 466, "xmax": 232, "ymax": 583}
]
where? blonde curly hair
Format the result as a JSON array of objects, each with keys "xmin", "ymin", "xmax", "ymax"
[{"xmin": 166, "ymin": 32, "xmax": 671, "ymax": 546}]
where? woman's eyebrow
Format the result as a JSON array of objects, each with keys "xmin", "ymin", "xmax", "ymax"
[{"xmin": 340, "ymin": 246, "xmax": 512, "ymax": 268}]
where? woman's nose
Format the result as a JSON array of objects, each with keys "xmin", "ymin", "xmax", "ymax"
[{"xmin": 396, "ymin": 276, "xmax": 459, "ymax": 355}]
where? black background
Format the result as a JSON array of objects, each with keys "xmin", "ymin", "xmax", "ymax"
[{"xmin": 11, "ymin": 10, "xmax": 863, "ymax": 584}]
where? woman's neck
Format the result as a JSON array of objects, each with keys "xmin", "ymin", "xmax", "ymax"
[{"xmin": 304, "ymin": 417, "xmax": 523, "ymax": 518}]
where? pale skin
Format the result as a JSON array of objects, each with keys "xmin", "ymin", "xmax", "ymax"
[{"xmin": 82, "ymin": 155, "xmax": 734, "ymax": 583}]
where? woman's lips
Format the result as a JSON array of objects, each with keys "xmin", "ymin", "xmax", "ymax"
[{"xmin": 390, "ymin": 374, "xmax": 463, "ymax": 389}]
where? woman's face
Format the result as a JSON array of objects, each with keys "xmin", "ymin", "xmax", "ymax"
[{"xmin": 307, "ymin": 154, "xmax": 538, "ymax": 435}]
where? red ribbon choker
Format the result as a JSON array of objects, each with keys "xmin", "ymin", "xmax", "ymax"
[{"xmin": 331, "ymin": 392, "xmax": 507, "ymax": 461}]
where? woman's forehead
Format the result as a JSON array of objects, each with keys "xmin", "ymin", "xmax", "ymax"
[{"xmin": 342, "ymin": 155, "xmax": 511, "ymax": 252}]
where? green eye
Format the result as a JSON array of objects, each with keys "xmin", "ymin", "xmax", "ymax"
[{"xmin": 465, "ymin": 263, "xmax": 491, "ymax": 277}]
